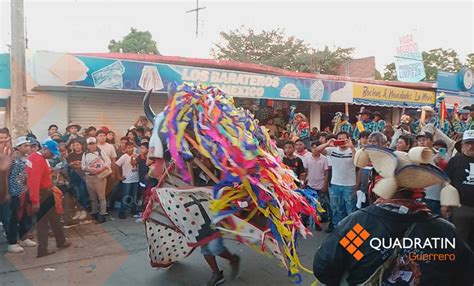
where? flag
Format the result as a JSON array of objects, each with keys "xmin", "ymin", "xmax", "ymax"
[{"xmin": 439, "ymin": 100, "xmax": 447, "ymax": 128}]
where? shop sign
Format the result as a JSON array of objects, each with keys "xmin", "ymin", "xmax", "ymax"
[
  {"xmin": 394, "ymin": 34, "xmax": 426, "ymax": 83},
  {"xmin": 68, "ymin": 55, "xmax": 354, "ymax": 103},
  {"xmin": 353, "ymin": 83, "xmax": 435, "ymax": 106}
]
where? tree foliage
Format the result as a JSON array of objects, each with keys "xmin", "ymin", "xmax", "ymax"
[
  {"xmin": 382, "ymin": 48, "xmax": 471, "ymax": 81},
  {"xmin": 108, "ymin": 28, "xmax": 159, "ymax": 54},
  {"xmin": 466, "ymin": 53, "xmax": 474, "ymax": 71},
  {"xmin": 212, "ymin": 27, "xmax": 354, "ymax": 75}
]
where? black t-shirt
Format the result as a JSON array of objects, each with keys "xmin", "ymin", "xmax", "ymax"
[
  {"xmin": 283, "ymin": 156, "xmax": 305, "ymax": 179},
  {"xmin": 446, "ymin": 153, "xmax": 474, "ymax": 207}
]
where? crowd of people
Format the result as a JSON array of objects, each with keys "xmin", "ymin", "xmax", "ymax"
[
  {"xmin": 1, "ymin": 101, "xmax": 474, "ymax": 284},
  {"xmin": 264, "ymin": 105, "xmax": 474, "ymax": 284},
  {"xmin": 271, "ymin": 105, "xmax": 474, "ymax": 237},
  {"xmin": 0, "ymin": 115, "xmax": 156, "ymax": 257}
]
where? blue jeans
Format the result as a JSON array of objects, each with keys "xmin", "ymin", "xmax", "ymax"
[
  {"xmin": 329, "ymin": 184, "xmax": 355, "ymax": 226},
  {"xmin": 120, "ymin": 182, "xmax": 138, "ymax": 212},
  {"xmin": 0, "ymin": 201, "xmax": 11, "ymax": 235},
  {"xmin": 201, "ymin": 237, "xmax": 226, "ymax": 256},
  {"xmin": 69, "ymin": 171, "xmax": 90, "ymax": 209}
]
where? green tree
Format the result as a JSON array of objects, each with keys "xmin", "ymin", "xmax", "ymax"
[
  {"xmin": 382, "ymin": 62, "xmax": 397, "ymax": 80},
  {"xmin": 466, "ymin": 53, "xmax": 474, "ymax": 70},
  {"xmin": 108, "ymin": 28, "xmax": 159, "ymax": 54},
  {"xmin": 212, "ymin": 27, "xmax": 353, "ymax": 75},
  {"xmin": 383, "ymin": 48, "xmax": 463, "ymax": 81}
]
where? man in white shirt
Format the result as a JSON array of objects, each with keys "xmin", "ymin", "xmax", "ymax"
[
  {"xmin": 81, "ymin": 137, "xmax": 111, "ymax": 223},
  {"xmin": 316, "ymin": 131, "xmax": 356, "ymax": 228},
  {"xmin": 96, "ymin": 130, "xmax": 118, "ymax": 199},
  {"xmin": 295, "ymin": 139, "xmax": 312, "ymax": 170},
  {"xmin": 116, "ymin": 142, "xmax": 139, "ymax": 219}
]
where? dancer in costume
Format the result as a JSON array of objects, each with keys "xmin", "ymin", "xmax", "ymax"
[
  {"xmin": 142, "ymin": 83, "xmax": 318, "ymax": 284},
  {"xmin": 314, "ymin": 145, "xmax": 472, "ymax": 285}
]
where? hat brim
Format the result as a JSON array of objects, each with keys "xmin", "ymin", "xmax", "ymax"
[
  {"xmin": 67, "ymin": 124, "xmax": 81, "ymax": 131},
  {"xmin": 364, "ymin": 145, "xmax": 398, "ymax": 177},
  {"xmin": 396, "ymin": 164, "xmax": 448, "ymax": 189}
]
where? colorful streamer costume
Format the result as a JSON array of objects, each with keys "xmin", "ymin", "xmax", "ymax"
[{"xmin": 143, "ymin": 83, "xmax": 318, "ymax": 277}]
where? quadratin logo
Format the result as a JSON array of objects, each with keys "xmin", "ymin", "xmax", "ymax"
[{"xmin": 339, "ymin": 223, "xmax": 370, "ymax": 261}]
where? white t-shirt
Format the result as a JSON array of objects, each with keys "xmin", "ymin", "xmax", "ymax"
[
  {"xmin": 296, "ymin": 150, "xmax": 312, "ymax": 169},
  {"xmin": 306, "ymin": 155, "xmax": 329, "ymax": 190},
  {"xmin": 98, "ymin": 143, "xmax": 117, "ymax": 160},
  {"xmin": 326, "ymin": 147, "xmax": 356, "ymax": 186},
  {"xmin": 116, "ymin": 153, "xmax": 139, "ymax": 183}
]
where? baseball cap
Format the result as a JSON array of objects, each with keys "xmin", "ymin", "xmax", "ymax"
[
  {"xmin": 42, "ymin": 140, "xmax": 60, "ymax": 156},
  {"xmin": 416, "ymin": 132, "xmax": 433, "ymax": 140},
  {"xmin": 462, "ymin": 130, "xmax": 474, "ymax": 142},
  {"xmin": 87, "ymin": 137, "xmax": 97, "ymax": 144},
  {"xmin": 14, "ymin": 136, "xmax": 30, "ymax": 148}
]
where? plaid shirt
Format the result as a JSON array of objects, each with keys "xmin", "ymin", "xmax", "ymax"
[
  {"xmin": 375, "ymin": 120, "xmax": 386, "ymax": 132},
  {"xmin": 453, "ymin": 118, "xmax": 474, "ymax": 133},
  {"xmin": 339, "ymin": 121, "xmax": 353, "ymax": 135},
  {"xmin": 412, "ymin": 117, "xmax": 451, "ymax": 135},
  {"xmin": 353, "ymin": 121, "xmax": 378, "ymax": 139}
]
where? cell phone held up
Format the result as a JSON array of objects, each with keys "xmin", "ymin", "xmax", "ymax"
[{"xmin": 333, "ymin": 140, "xmax": 346, "ymax": 146}]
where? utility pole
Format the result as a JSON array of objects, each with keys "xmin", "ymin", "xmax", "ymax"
[
  {"xmin": 10, "ymin": 0, "xmax": 29, "ymax": 138},
  {"xmin": 186, "ymin": 0, "xmax": 206, "ymax": 38}
]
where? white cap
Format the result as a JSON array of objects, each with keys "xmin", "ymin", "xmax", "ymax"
[
  {"xmin": 14, "ymin": 136, "xmax": 30, "ymax": 148},
  {"xmin": 86, "ymin": 137, "xmax": 97, "ymax": 144},
  {"xmin": 462, "ymin": 130, "xmax": 474, "ymax": 142}
]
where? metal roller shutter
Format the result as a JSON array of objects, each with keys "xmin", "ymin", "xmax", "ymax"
[{"xmin": 69, "ymin": 91, "xmax": 167, "ymax": 136}]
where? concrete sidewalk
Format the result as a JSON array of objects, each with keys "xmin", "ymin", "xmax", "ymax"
[{"xmin": 0, "ymin": 215, "xmax": 327, "ymax": 286}]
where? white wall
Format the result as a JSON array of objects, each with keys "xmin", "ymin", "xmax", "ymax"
[
  {"xmin": 310, "ymin": 102, "xmax": 321, "ymax": 129},
  {"xmin": 28, "ymin": 90, "xmax": 68, "ymax": 141}
]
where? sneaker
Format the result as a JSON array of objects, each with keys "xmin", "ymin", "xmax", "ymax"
[
  {"xmin": 78, "ymin": 211, "xmax": 87, "ymax": 220},
  {"xmin": 206, "ymin": 270, "xmax": 224, "ymax": 286},
  {"xmin": 229, "ymin": 255, "xmax": 240, "ymax": 280},
  {"xmin": 96, "ymin": 214, "xmax": 106, "ymax": 224},
  {"xmin": 57, "ymin": 242, "xmax": 71, "ymax": 250},
  {"xmin": 8, "ymin": 244, "xmax": 24, "ymax": 253},
  {"xmin": 118, "ymin": 212, "xmax": 127, "ymax": 219},
  {"xmin": 19, "ymin": 239, "xmax": 37, "ymax": 247},
  {"xmin": 71, "ymin": 211, "xmax": 81, "ymax": 220}
]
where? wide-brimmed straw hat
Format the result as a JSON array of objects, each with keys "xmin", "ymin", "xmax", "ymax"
[
  {"xmin": 396, "ymin": 164, "xmax": 448, "ymax": 189},
  {"xmin": 66, "ymin": 123, "xmax": 81, "ymax": 131},
  {"xmin": 363, "ymin": 145, "xmax": 398, "ymax": 178}
]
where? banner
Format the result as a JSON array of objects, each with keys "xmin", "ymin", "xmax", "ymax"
[
  {"xmin": 353, "ymin": 83, "xmax": 435, "ymax": 107},
  {"xmin": 68, "ymin": 55, "xmax": 353, "ymax": 103},
  {"xmin": 394, "ymin": 34, "xmax": 426, "ymax": 82}
]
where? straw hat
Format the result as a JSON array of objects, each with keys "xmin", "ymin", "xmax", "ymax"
[
  {"xmin": 396, "ymin": 164, "xmax": 448, "ymax": 189},
  {"xmin": 372, "ymin": 177, "xmax": 398, "ymax": 199},
  {"xmin": 294, "ymin": 113, "xmax": 307, "ymax": 121},
  {"xmin": 408, "ymin": 147, "xmax": 435, "ymax": 164},
  {"xmin": 363, "ymin": 145, "xmax": 398, "ymax": 178},
  {"xmin": 393, "ymin": 151, "xmax": 411, "ymax": 168},
  {"xmin": 440, "ymin": 184, "xmax": 461, "ymax": 207},
  {"xmin": 366, "ymin": 146, "xmax": 460, "ymax": 207},
  {"xmin": 354, "ymin": 149, "xmax": 370, "ymax": 168}
]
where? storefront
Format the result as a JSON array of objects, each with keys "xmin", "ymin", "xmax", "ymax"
[
  {"xmin": 437, "ymin": 68, "xmax": 474, "ymax": 109},
  {"xmin": 0, "ymin": 50, "xmax": 437, "ymax": 140}
]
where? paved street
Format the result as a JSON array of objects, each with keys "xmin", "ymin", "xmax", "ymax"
[{"xmin": 0, "ymin": 215, "xmax": 328, "ymax": 286}]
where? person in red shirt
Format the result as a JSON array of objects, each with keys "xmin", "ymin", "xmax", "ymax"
[{"xmin": 26, "ymin": 140, "xmax": 70, "ymax": 258}]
